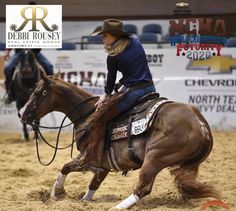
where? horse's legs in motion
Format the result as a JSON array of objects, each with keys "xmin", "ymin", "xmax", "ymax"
[
  {"xmin": 51, "ymin": 156, "xmax": 82, "ymax": 199},
  {"xmin": 82, "ymin": 169, "xmax": 109, "ymax": 201},
  {"xmin": 51, "ymin": 155, "xmax": 109, "ymax": 200},
  {"xmin": 22, "ymin": 122, "xmax": 29, "ymax": 141},
  {"xmin": 113, "ymin": 159, "xmax": 163, "ymax": 209}
]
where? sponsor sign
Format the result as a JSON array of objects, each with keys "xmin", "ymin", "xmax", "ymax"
[
  {"xmin": 0, "ymin": 48, "xmax": 235, "ymax": 131},
  {"xmin": 6, "ymin": 5, "xmax": 62, "ymax": 48},
  {"xmin": 169, "ymin": 18, "xmax": 227, "ymax": 60}
]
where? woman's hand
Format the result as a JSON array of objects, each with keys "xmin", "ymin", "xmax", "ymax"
[{"xmin": 95, "ymin": 93, "xmax": 108, "ymax": 109}]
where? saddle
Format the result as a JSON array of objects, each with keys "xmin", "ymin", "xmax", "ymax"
[
  {"xmin": 107, "ymin": 93, "xmax": 171, "ymax": 141},
  {"xmin": 75, "ymin": 93, "xmax": 172, "ymax": 169},
  {"xmin": 103, "ymin": 93, "xmax": 172, "ymax": 169}
]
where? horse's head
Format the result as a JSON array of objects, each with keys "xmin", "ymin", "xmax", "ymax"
[
  {"xmin": 19, "ymin": 50, "xmax": 38, "ymax": 79},
  {"xmin": 20, "ymin": 71, "xmax": 61, "ymax": 124}
]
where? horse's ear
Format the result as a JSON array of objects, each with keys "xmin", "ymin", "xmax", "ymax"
[
  {"xmin": 53, "ymin": 69, "xmax": 61, "ymax": 80},
  {"xmin": 40, "ymin": 70, "xmax": 49, "ymax": 82}
]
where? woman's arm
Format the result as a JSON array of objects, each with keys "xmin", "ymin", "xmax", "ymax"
[{"xmin": 105, "ymin": 56, "xmax": 118, "ymax": 94}]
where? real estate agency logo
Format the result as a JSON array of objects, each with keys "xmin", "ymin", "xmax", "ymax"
[
  {"xmin": 169, "ymin": 18, "xmax": 228, "ymax": 60},
  {"xmin": 6, "ymin": 5, "xmax": 62, "ymax": 48}
]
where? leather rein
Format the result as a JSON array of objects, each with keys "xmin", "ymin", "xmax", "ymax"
[{"xmin": 23, "ymin": 81, "xmax": 99, "ymax": 166}]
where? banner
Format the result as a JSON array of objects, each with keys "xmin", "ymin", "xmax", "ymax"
[{"xmin": 0, "ymin": 48, "xmax": 235, "ymax": 131}]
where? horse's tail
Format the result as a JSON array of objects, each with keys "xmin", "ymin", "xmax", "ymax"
[{"xmin": 170, "ymin": 124, "xmax": 220, "ymax": 200}]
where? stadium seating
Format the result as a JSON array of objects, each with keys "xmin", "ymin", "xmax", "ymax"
[
  {"xmin": 57, "ymin": 42, "xmax": 76, "ymax": 50},
  {"xmin": 142, "ymin": 23, "xmax": 162, "ymax": 34},
  {"xmin": 138, "ymin": 33, "xmax": 158, "ymax": 43},
  {"xmin": 81, "ymin": 35, "xmax": 103, "ymax": 49},
  {"xmin": 225, "ymin": 37, "xmax": 236, "ymax": 47},
  {"xmin": 123, "ymin": 24, "xmax": 138, "ymax": 35},
  {"xmin": 0, "ymin": 42, "xmax": 6, "ymax": 51},
  {"xmin": 138, "ymin": 33, "xmax": 159, "ymax": 48},
  {"xmin": 87, "ymin": 36, "xmax": 103, "ymax": 44},
  {"xmin": 142, "ymin": 23, "xmax": 162, "ymax": 41}
]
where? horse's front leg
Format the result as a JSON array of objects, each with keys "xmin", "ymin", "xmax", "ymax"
[
  {"xmin": 51, "ymin": 156, "xmax": 83, "ymax": 199},
  {"xmin": 82, "ymin": 169, "xmax": 109, "ymax": 201},
  {"xmin": 22, "ymin": 122, "xmax": 29, "ymax": 141}
]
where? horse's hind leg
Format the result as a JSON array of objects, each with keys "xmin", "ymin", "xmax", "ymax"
[
  {"xmin": 113, "ymin": 160, "xmax": 163, "ymax": 209},
  {"xmin": 82, "ymin": 170, "xmax": 109, "ymax": 201}
]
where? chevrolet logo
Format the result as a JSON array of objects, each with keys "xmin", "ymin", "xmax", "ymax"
[
  {"xmin": 57, "ymin": 55, "xmax": 69, "ymax": 60},
  {"xmin": 187, "ymin": 55, "xmax": 236, "ymax": 74}
]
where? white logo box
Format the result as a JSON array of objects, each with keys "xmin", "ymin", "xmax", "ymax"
[{"xmin": 6, "ymin": 5, "xmax": 62, "ymax": 48}]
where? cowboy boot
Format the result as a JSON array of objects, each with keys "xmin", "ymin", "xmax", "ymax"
[
  {"xmin": 87, "ymin": 106, "xmax": 120, "ymax": 164},
  {"xmin": 79, "ymin": 106, "xmax": 120, "ymax": 168},
  {"xmin": 89, "ymin": 124, "xmax": 106, "ymax": 164}
]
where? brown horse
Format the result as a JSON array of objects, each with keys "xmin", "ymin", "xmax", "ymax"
[{"xmin": 20, "ymin": 72, "xmax": 219, "ymax": 210}]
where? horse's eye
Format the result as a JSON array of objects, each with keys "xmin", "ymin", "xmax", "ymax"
[{"xmin": 42, "ymin": 90, "xmax": 47, "ymax": 96}]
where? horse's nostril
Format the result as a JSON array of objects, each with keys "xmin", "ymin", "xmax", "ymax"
[{"xmin": 19, "ymin": 106, "xmax": 26, "ymax": 118}]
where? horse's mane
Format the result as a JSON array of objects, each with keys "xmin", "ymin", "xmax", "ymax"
[{"xmin": 36, "ymin": 76, "xmax": 93, "ymax": 99}]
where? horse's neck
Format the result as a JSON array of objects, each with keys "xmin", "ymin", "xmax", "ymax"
[{"xmin": 56, "ymin": 83, "xmax": 95, "ymax": 124}]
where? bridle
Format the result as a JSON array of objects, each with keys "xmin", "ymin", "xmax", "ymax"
[
  {"xmin": 34, "ymin": 97, "xmax": 98, "ymax": 166},
  {"xmin": 22, "ymin": 78, "xmax": 99, "ymax": 166},
  {"xmin": 19, "ymin": 50, "xmax": 37, "ymax": 79},
  {"xmin": 23, "ymin": 78, "xmax": 54, "ymax": 117}
]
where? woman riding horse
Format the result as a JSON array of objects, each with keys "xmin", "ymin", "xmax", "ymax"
[
  {"xmin": 20, "ymin": 71, "xmax": 219, "ymax": 209},
  {"xmin": 79, "ymin": 19, "xmax": 156, "ymax": 169}
]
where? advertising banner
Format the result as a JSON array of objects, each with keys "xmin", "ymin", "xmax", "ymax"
[{"xmin": 0, "ymin": 48, "xmax": 235, "ymax": 131}]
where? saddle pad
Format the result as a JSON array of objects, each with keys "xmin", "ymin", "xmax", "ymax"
[{"xmin": 109, "ymin": 98, "xmax": 172, "ymax": 141}]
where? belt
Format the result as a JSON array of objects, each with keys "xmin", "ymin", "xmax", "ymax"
[{"xmin": 126, "ymin": 80, "xmax": 154, "ymax": 91}]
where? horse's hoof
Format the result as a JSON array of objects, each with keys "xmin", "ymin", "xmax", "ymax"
[
  {"xmin": 50, "ymin": 188, "xmax": 66, "ymax": 200},
  {"xmin": 108, "ymin": 207, "xmax": 122, "ymax": 211},
  {"xmin": 81, "ymin": 198, "xmax": 91, "ymax": 202},
  {"xmin": 21, "ymin": 134, "xmax": 29, "ymax": 141},
  {"xmin": 81, "ymin": 194, "xmax": 93, "ymax": 202}
]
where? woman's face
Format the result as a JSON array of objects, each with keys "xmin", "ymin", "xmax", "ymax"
[{"xmin": 102, "ymin": 34, "xmax": 118, "ymax": 46}]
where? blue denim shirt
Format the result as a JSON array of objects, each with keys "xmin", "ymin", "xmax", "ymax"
[{"xmin": 105, "ymin": 37, "xmax": 153, "ymax": 94}]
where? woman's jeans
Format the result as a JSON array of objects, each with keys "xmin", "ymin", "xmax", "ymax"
[{"xmin": 117, "ymin": 85, "xmax": 156, "ymax": 113}]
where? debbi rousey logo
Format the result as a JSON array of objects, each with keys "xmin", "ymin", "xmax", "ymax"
[{"xmin": 6, "ymin": 5, "xmax": 62, "ymax": 48}]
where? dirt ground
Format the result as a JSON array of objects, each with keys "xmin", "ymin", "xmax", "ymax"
[{"xmin": 0, "ymin": 131, "xmax": 235, "ymax": 211}]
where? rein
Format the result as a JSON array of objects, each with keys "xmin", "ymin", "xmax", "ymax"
[{"xmin": 32, "ymin": 96, "xmax": 99, "ymax": 166}]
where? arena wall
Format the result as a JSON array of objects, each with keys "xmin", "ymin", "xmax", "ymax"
[{"xmin": 0, "ymin": 48, "xmax": 235, "ymax": 131}]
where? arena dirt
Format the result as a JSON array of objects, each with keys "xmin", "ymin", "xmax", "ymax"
[{"xmin": 0, "ymin": 131, "xmax": 235, "ymax": 211}]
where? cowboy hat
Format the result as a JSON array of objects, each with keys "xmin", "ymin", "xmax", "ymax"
[
  {"xmin": 91, "ymin": 19, "xmax": 131, "ymax": 36},
  {"xmin": 91, "ymin": 25, "xmax": 102, "ymax": 36}
]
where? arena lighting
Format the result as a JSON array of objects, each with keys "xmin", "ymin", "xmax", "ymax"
[{"xmin": 176, "ymin": 2, "xmax": 189, "ymax": 8}]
